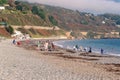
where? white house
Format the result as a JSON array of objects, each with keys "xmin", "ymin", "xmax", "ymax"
[{"xmin": 102, "ymin": 21, "xmax": 106, "ymax": 24}]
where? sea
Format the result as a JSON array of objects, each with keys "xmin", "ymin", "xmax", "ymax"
[{"xmin": 54, "ymin": 39, "xmax": 120, "ymax": 56}]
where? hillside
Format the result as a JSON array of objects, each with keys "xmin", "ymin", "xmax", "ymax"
[
  {"xmin": 0, "ymin": 11, "xmax": 49, "ymax": 26},
  {"xmin": 43, "ymin": 5, "xmax": 118, "ymax": 31},
  {"xmin": 0, "ymin": 0, "xmax": 120, "ymax": 39}
]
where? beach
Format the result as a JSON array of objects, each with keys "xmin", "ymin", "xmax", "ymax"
[{"xmin": 0, "ymin": 39, "xmax": 120, "ymax": 80}]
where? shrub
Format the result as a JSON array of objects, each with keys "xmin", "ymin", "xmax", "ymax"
[
  {"xmin": 49, "ymin": 15, "xmax": 58, "ymax": 26},
  {"xmin": 5, "ymin": 25, "xmax": 14, "ymax": 34}
]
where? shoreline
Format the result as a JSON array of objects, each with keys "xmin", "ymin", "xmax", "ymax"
[
  {"xmin": 53, "ymin": 39, "xmax": 120, "ymax": 57},
  {"xmin": 18, "ymin": 38, "xmax": 120, "ymax": 61},
  {"xmin": 12, "ymin": 38, "xmax": 120, "ymax": 79}
]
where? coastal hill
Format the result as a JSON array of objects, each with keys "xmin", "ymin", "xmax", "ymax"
[{"xmin": 0, "ymin": 0, "xmax": 120, "ymax": 39}]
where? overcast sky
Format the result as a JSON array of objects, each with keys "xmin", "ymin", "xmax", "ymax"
[{"xmin": 21, "ymin": 0, "xmax": 120, "ymax": 15}]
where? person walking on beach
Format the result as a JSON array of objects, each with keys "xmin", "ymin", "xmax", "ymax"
[{"xmin": 101, "ymin": 48, "xmax": 104, "ymax": 54}]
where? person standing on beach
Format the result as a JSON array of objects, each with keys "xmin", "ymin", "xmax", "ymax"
[
  {"xmin": 75, "ymin": 45, "xmax": 79, "ymax": 50},
  {"xmin": 101, "ymin": 48, "xmax": 104, "ymax": 54},
  {"xmin": 44, "ymin": 41, "xmax": 48, "ymax": 51},
  {"xmin": 12, "ymin": 39, "xmax": 16, "ymax": 45},
  {"xmin": 37, "ymin": 41, "xmax": 41, "ymax": 50},
  {"xmin": 88, "ymin": 47, "xmax": 92, "ymax": 53},
  {"xmin": 51, "ymin": 42, "xmax": 55, "ymax": 50},
  {"xmin": 73, "ymin": 45, "xmax": 79, "ymax": 51},
  {"xmin": 80, "ymin": 46, "xmax": 84, "ymax": 51}
]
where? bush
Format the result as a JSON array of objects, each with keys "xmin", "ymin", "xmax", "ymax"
[
  {"xmin": 31, "ymin": 6, "xmax": 46, "ymax": 20},
  {"xmin": 49, "ymin": 15, "xmax": 58, "ymax": 26},
  {"xmin": 0, "ymin": 0, "xmax": 7, "ymax": 4},
  {"xmin": 5, "ymin": 25, "xmax": 14, "ymax": 34}
]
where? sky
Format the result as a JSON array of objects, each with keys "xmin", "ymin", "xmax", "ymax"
[{"xmin": 20, "ymin": 0, "xmax": 120, "ymax": 15}]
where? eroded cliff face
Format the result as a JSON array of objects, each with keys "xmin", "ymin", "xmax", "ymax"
[{"xmin": 0, "ymin": 27, "xmax": 10, "ymax": 37}]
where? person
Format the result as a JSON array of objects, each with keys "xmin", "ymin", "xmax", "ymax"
[
  {"xmin": 17, "ymin": 41, "xmax": 21, "ymax": 46},
  {"xmin": 73, "ymin": 46, "xmax": 76, "ymax": 50},
  {"xmin": 88, "ymin": 47, "xmax": 92, "ymax": 53},
  {"xmin": 84, "ymin": 48, "xmax": 86, "ymax": 52},
  {"xmin": 44, "ymin": 41, "xmax": 48, "ymax": 51},
  {"xmin": 75, "ymin": 45, "xmax": 79, "ymax": 50},
  {"xmin": 12, "ymin": 39, "xmax": 16, "ymax": 45},
  {"xmin": 101, "ymin": 48, "xmax": 104, "ymax": 54},
  {"xmin": 51, "ymin": 42, "xmax": 55, "ymax": 50},
  {"xmin": 73, "ymin": 45, "xmax": 79, "ymax": 51},
  {"xmin": 37, "ymin": 41, "xmax": 41, "ymax": 50},
  {"xmin": 80, "ymin": 46, "xmax": 83, "ymax": 51}
]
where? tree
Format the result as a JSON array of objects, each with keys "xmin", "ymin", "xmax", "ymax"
[
  {"xmin": 5, "ymin": 25, "xmax": 14, "ymax": 34},
  {"xmin": 49, "ymin": 15, "xmax": 58, "ymax": 26},
  {"xmin": 31, "ymin": 6, "xmax": 39, "ymax": 14},
  {"xmin": 31, "ymin": 6, "xmax": 46, "ymax": 20},
  {"xmin": 16, "ymin": 5, "xmax": 23, "ymax": 11},
  {"xmin": 38, "ymin": 9, "xmax": 46, "ymax": 20},
  {"xmin": 14, "ymin": 0, "xmax": 20, "ymax": 5},
  {"xmin": 22, "ymin": 3, "xmax": 30, "ymax": 11},
  {"xmin": 0, "ymin": 0, "xmax": 7, "ymax": 4}
]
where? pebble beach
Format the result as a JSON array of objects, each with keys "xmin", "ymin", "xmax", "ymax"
[{"xmin": 0, "ymin": 39, "xmax": 120, "ymax": 80}]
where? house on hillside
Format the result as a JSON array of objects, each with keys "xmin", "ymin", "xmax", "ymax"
[{"xmin": 102, "ymin": 21, "xmax": 106, "ymax": 24}]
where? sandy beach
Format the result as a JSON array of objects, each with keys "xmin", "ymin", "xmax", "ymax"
[{"xmin": 0, "ymin": 39, "xmax": 120, "ymax": 80}]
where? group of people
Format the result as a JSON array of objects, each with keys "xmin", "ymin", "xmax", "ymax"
[
  {"xmin": 73, "ymin": 45, "xmax": 104, "ymax": 54},
  {"xmin": 37, "ymin": 40, "xmax": 55, "ymax": 51},
  {"xmin": 12, "ymin": 38, "xmax": 55, "ymax": 51},
  {"xmin": 12, "ymin": 39, "xmax": 21, "ymax": 45}
]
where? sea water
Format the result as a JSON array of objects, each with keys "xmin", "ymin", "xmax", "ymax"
[{"xmin": 54, "ymin": 39, "xmax": 120, "ymax": 56}]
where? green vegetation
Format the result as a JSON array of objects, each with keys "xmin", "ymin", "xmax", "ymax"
[
  {"xmin": 31, "ymin": 6, "xmax": 46, "ymax": 20},
  {"xmin": 48, "ymin": 15, "xmax": 58, "ymax": 26},
  {"xmin": 5, "ymin": 25, "xmax": 14, "ymax": 34},
  {"xmin": 0, "ymin": 13, "xmax": 45, "ymax": 26},
  {"xmin": 80, "ymin": 20, "xmax": 88, "ymax": 25},
  {"xmin": 0, "ymin": 0, "xmax": 7, "ymax": 5}
]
